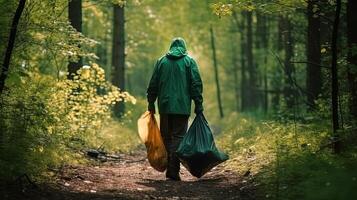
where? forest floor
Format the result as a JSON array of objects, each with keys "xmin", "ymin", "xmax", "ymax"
[{"xmin": 4, "ymin": 150, "xmax": 256, "ymax": 200}]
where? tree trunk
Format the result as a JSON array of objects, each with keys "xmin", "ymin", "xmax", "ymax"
[
  {"xmin": 67, "ymin": 0, "xmax": 82, "ymax": 80},
  {"xmin": 233, "ymin": 55, "xmax": 240, "ymax": 112},
  {"xmin": 331, "ymin": 0, "xmax": 341, "ymax": 153},
  {"xmin": 0, "ymin": 0, "xmax": 26, "ymax": 95},
  {"xmin": 271, "ymin": 17, "xmax": 284, "ymax": 110},
  {"xmin": 241, "ymin": 42, "xmax": 247, "ymax": 112},
  {"xmin": 246, "ymin": 11, "xmax": 258, "ymax": 111},
  {"xmin": 257, "ymin": 13, "xmax": 269, "ymax": 113},
  {"xmin": 282, "ymin": 16, "xmax": 295, "ymax": 108},
  {"xmin": 306, "ymin": 0, "xmax": 322, "ymax": 110},
  {"xmin": 347, "ymin": 0, "xmax": 357, "ymax": 118},
  {"xmin": 230, "ymin": 21, "xmax": 240, "ymax": 112},
  {"xmin": 112, "ymin": 5, "xmax": 125, "ymax": 117},
  {"xmin": 210, "ymin": 25, "xmax": 224, "ymax": 118},
  {"xmin": 237, "ymin": 11, "xmax": 247, "ymax": 112},
  {"xmin": 232, "ymin": 11, "xmax": 244, "ymax": 112}
]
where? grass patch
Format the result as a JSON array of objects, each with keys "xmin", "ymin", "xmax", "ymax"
[{"xmin": 216, "ymin": 112, "xmax": 357, "ymax": 200}]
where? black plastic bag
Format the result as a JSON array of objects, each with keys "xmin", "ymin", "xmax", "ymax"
[{"xmin": 176, "ymin": 113, "xmax": 229, "ymax": 178}]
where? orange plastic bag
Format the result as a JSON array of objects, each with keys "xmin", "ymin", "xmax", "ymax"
[{"xmin": 137, "ymin": 111, "xmax": 167, "ymax": 172}]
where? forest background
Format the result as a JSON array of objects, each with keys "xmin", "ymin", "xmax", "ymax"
[{"xmin": 0, "ymin": 0, "xmax": 356, "ymax": 199}]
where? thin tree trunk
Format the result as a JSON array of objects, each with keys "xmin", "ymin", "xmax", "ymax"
[
  {"xmin": 230, "ymin": 25, "xmax": 240, "ymax": 112},
  {"xmin": 246, "ymin": 11, "xmax": 258, "ymax": 111},
  {"xmin": 112, "ymin": 5, "xmax": 125, "ymax": 117},
  {"xmin": 271, "ymin": 17, "xmax": 284, "ymax": 110},
  {"xmin": 236, "ymin": 11, "xmax": 247, "ymax": 112},
  {"xmin": 0, "ymin": 0, "xmax": 26, "ymax": 95},
  {"xmin": 241, "ymin": 38, "xmax": 247, "ymax": 112},
  {"xmin": 257, "ymin": 13, "xmax": 269, "ymax": 113},
  {"xmin": 233, "ymin": 54, "xmax": 240, "ymax": 113},
  {"xmin": 282, "ymin": 16, "xmax": 295, "ymax": 108},
  {"xmin": 232, "ymin": 11, "xmax": 242, "ymax": 112},
  {"xmin": 263, "ymin": 58, "xmax": 268, "ymax": 113},
  {"xmin": 67, "ymin": 0, "xmax": 82, "ymax": 80},
  {"xmin": 347, "ymin": 0, "xmax": 357, "ymax": 118},
  {"xmin": 209, "ymin": 25, "xmax": 224, "ymax": 118},
  {"xmin": 306, "ymin": 0, "xmax": 322, "ymax": 109},
  {"xmin": 104, "ymin": 25, "xmax": 111, "ymax": 81},
  {"xmin": 331, "ymin": 0, "xmax": 341, "ymax": 153}
]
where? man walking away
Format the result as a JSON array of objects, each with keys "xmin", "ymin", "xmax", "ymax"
[{"xmin": 147, "ymin": 37, "xmax": 203, "ymax": 181}]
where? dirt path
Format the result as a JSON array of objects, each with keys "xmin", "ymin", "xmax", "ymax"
[{"xmin": 5, "ymin": 151, "xmax": 255, "ymax": 200}]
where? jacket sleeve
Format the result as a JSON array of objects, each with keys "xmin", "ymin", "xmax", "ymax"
[
  {"xmin": 189, "ymin": 59, "xmax": 203, "ymax": 110},
  {"xmin": 147, "ymin": 60, "xmax": 160, "ymax": 110}
]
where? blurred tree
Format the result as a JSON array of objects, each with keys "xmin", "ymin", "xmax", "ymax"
[
  {"xmin": 112, "ymin": 4, "xmax": 125, "ymax": 117},
  {"xmin": 239, "ymin": 11, "xmax": 248, "ymax": 112},
  {"xmin": 306, "ymin": 0, "xmax": 322, "ymax": 110},
  {"xmin": 246, "ymin": 11, "xmax": 258, "ymax": 111},
  {"xmin": 0, "ymin": 0, "xmax": 26, "ymax": 95},
  {"xmin": 331, "ymin": 0, "xmax": 341, "ymax": 153},
  {"xmin": 232, "ymin": 10, "xmax": 247, "ymax": 112},
  {"xmin": 240, "ymin": 11, "xmax": 249, "ymax": 111},
  {"xmin": 230, "ymin": 13, "xmax": 240, "ymax": 112},
  {"xmin": 68, "ymin": 0, "xmax": 83, "ymax": 80},
  {"xmin": 256, "ymin": 12, "xmax": 269, "ymax": 113},
  {"xmin": 346, "ymin": 0, "xmax": 357, "ymax": 117},
  {"xmin": 271, "ymin": 16, "xmax": 284, "ymax": 111},
  {"xmin": 281, "ymin": 16, "xmax": 295, "ymax": 108},
  {"xmin": 210, "ymin": 25, "xmax": 224, "ymax": 118}
]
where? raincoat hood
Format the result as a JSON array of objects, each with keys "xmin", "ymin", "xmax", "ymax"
[{"xmin": 166, "ymin": 37, "xmax": 187, "ymax": 59}]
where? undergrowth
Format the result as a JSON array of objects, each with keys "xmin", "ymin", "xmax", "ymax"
[
  {"xmin": 0, "ymin": 64, "xmax": 137, "ymax": 181},
  {"xmin": 216, "ymin": 112, "xmax": 357, "ymax": 200}
]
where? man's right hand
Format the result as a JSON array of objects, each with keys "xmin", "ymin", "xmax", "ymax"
[{"xmin": 194, "ymin": 105, "xmax": 203, "ymax": 115}]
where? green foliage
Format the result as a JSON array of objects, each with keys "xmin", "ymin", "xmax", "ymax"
[
  {"xmin": 212, "ymin": 0, "xmax": 306, "ymax": 15},
  {"xmin": 217, "ymin": 113, "xmax": 357, "ymax": 199},
  {"xmin": 0, "ymin": 63, "xmax": 135, "ymax": 180},
  {"xmin": 211, "ymin": 2, "xmax": 233, "ymax": 17},
  {"xmin": 0, "ymin": 0, "xmax": 141, "ymax": 181}
]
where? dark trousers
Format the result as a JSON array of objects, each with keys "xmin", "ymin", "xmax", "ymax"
[{"xmin": 160, "ymin": 114, "xmax": 189, "ymax": 176}]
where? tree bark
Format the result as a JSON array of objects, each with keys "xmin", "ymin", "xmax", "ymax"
[
  {"xmin": 347, "ymin": 0, "xmax": 357, "ymax": 118},
  {"xmin": 112, "ymin": 5, "xmax": 125, "ymax": 117},
  {"xmin": 210, "ymin": 25, "xmax": 224, "ymax": 118},
  {"xmin": 331, "ymin": 0, "xmax": 341, "ymax": 153},
  {"xmin": 0, "ymin": 0, "xmax": 26, "ymax": 95},
  {"xmin": 306, "ymin": 0, "xmax": 322, "ymax": 110},
  {"xmin": 67, "ymin": 0, "xmax": 82, "ymax": 80}
]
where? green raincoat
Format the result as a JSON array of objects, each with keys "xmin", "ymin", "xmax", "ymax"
[{"xmin": 147, "ymin": 38, "xmax": 203, "ymax": 115}]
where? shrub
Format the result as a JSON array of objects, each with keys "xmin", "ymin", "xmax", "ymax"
[{"xmin": 0, "ymin": 63, "xmax": 136, "ymax": 180}]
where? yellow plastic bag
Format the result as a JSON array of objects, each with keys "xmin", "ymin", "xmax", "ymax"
[{"xmin": 137, "ymin": 111, "xmax": 167, "ymax": 172}]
